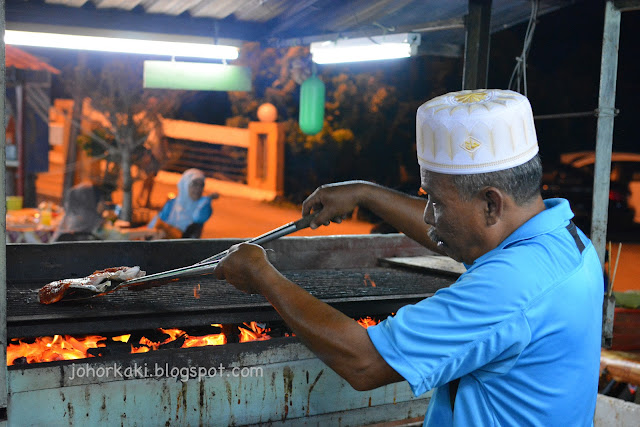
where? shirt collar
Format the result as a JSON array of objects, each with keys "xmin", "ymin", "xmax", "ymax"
[{"xmin": 467, "ymin": 198, "xmax": 574, "ymax": 267}]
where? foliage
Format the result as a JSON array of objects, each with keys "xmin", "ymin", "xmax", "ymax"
[{"xmin": 227, "ymin": 43, "xmax": 460, "ymax": 203}]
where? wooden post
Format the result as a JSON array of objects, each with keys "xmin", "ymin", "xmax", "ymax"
[{"xmin": 463, "ymin": 0, "xmax": 492, "ymax": 90}]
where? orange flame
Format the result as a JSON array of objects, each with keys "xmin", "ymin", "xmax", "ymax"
[
  {"xmin": 363, "ymin": 274, "xmax": 377, "ymax": 287},
  {"xmin": 239, "ymin": 322, "xmax": 271, "ymax": 343},
  {"xmin": 7, "ymin": 334, "xmax": 106, "ymax": 365},
  {"xmin": 193, "ymin": 284, "xmax": 201, "ymax": 299},
  {"xmin": 8, "ymin": 317, "xmax": 375, "ymax": 365},
  {"xmin": 357, "ymin": 317, "xmax": 380, "ymax": 329}
]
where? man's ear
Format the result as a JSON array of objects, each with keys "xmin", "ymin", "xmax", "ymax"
[{"xmin": 482, "ymin": 187, "xmax": 504, "ymax": 226}]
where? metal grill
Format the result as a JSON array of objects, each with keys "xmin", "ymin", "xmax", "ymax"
[{"xmin": 8, "ymin": 267, "xmax": 453, "ymax": 337}]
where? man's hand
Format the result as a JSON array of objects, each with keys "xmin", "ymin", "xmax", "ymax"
[
  {"xmin": 214, "ymin": 243, "xmax": 278, "ymax": 295},
  {"xmin": 153, "ymin": 218, "xmax": 182, "ymax": 239},
  {"xmin": 302, "ymin": 181, "xmax": 369, "ymax": 229}
]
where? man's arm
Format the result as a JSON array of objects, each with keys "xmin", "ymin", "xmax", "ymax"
[
  {"xmin": 215, "ymin": 243, "xmax": 404, "ymax": 391},
  {"xmin": 302, "ymin": 181, "xmax": 441, "ymax": 253}
]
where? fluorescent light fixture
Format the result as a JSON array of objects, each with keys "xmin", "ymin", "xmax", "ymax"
[
  {"xmin": 4, "ymin": 29, "xmax": 239, "ymax": 60},
  {"xmin": 143, "ymin": 61, "xmax": 252, "ymax": 92},
  {"xmin": 310, "ymin": 33, "xmax": 420, "ymax": 64}
]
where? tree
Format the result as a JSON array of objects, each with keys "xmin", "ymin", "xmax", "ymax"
[
  {"xmin": 63, "ymin": 59, "xmax": 181, "ymax": 221},
  {"xmin": 227, "ymin": 43, "xmax": 460, "ymax": 202}
]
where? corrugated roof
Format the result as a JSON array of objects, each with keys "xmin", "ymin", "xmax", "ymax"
[
  {"xmin": 5, "ymin": 45, "xmax": 60, "ymax": 74},
  {"xmin": 22, "ymin": 0, "xmax": 580, "ymax": 52}
]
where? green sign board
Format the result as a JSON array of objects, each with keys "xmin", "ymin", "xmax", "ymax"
[{"xmin": 143, "ymin": 60, "xmax": 252, "ymax": 91}]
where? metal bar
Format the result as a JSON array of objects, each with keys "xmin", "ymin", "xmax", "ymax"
[
  {"xmin": 534, "ymin": 109, "xmax": 620, "ymax": 121},
  {"xmin": 592, "ymin": 1, "xmax": 620, "ymax": 266},
  {"xmin": 593, "ymin": 1, "xmax": 621, "ymax": 348},
  {"xmin": 1, "ymin": 0, "xmax": 8, "ymax": 421},
  {"xmin": 613, "ymin": 0, "xmax": 640, "ymax": 12},
  {"xmin": 410, "ymin": 17, "xmax": 466, "ymax": 33},
  {"xmin": 534, "ymin": 111, "xmax": 598, "ymax": 120},
  {"xmin": 463, "ymin": 0, "xmax": 492, "ymax": 90}
]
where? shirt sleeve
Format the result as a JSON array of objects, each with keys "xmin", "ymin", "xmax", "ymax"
[
  {"xmin": 367, "ymin": 267, "xmax": 532, "ymax": 397},
  {"xmin": 191, "ymin": 197, "xmax": 213, "ymax": 224}
]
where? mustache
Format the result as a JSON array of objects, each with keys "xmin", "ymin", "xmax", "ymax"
[{"xmin": 427, "ymin": 227, "xmax": 439, "ymax": 243}]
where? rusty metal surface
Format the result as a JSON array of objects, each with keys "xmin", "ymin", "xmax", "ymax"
[
  {"xmin": 7, "ymin": 340, "xmax": 431, "ymax": 426},
  {"xmin": 8, "ymin": 267, "xmax": 452, "ymax": 337}
]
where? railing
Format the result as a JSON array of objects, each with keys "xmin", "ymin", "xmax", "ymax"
[
  {"xmin": 160, "ymin": 118, "xmax": 284, "ymax": 200},
  {"xmin": 164, "ymin": 138, "xmax": 248, "ymax": 183}
]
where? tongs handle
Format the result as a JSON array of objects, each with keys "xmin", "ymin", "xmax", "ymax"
[
  {"xmin": 194, "ymin": 211, "xmax": 320, "ymax": 266},
  {"xmin": 121, "ymin": 212, "xmax": 320, "ymax": 290}
]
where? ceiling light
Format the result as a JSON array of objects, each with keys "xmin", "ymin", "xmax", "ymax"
[
  {"xmin": 4, "ymin": 29, "xmax": 239, "ymax": 60},
  {"xmin": 310, "ymin": 33, "xmax": 420, "ymax": 64}
]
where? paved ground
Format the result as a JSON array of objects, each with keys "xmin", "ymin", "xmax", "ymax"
[{"xmin": 117, "ymin": 178, "xmax": 375, "ymax": 239}]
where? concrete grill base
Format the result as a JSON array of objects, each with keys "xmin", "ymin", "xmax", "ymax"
[
  {"xmin": 8, "ymin": 340, "xmax": 430, "ymax": 426},
  {"xmin": 6, "ymin": 235, "xmax": 439, "ymax": 425}
]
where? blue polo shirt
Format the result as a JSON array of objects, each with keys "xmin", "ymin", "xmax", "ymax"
[{"xmin": 367, "ymin": 199, "xmax": 603, "ymax": 426}]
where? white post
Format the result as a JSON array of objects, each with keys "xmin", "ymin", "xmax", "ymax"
[{"xmin": 593, "ymin": 1, "xmax": 620, "ymax": 348}]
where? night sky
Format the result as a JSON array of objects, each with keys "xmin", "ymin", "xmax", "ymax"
[
  {"xmin": 20, "ymin": 0, "xmax": 640, "ymax": 171},
  {"xmin": 489, "ymin": 1, "xmax": 640, "ymax": 167}
]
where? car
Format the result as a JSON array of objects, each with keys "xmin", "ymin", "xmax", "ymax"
[{"xmin": 541, "ymin": 151, "xmax": 640, "ymax": 237}]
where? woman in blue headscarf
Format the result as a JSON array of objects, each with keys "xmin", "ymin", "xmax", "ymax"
[{"xmin": 148, "ymin": 168, "xmax": 218, "ymax": 238}]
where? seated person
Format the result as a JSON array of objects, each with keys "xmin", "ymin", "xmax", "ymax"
[
  {"xmin": 51, "ymin": 182, "xmax": 106, "ymax": 242},
  {"xmin": 148, "ymin": 168, "xmax": 218, "ymax": 239}
]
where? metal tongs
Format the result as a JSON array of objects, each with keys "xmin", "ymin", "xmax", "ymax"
[{"xmin": 65, "ymin": 212, "xmax": 320, "ymax": 300}]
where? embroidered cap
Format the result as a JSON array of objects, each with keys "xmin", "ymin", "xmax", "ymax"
[{"xmin": 416, "ymin": 89, "xmax": 538, "ymax": 174}]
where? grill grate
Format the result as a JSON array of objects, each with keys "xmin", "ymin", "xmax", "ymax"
[{"xmin": 8, "ymin": 267, "xmax": 454, "ymax": 337}]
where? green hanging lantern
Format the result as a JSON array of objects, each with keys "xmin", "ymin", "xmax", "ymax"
[{"xmin": 299, "ymin": 75, "xmax": 325, "ymax": 135}]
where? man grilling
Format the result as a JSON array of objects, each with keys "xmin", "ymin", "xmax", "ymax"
[{"xmin": 214, "ymin": 89, "xmax": 603, "ymax": 426}]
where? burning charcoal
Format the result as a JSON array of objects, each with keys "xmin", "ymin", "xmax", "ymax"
[
  {"xmin": 222, "ymin": 324, "xmax": 239, "ymax": 344},
  {"xmin": 158, "ymin": 334, "xmax": 186, "ymax": 350},
  {"xmin": 180, "ymin": 325, "xmax": 223, "ymax": 336},
  {"xmin": 87, "ymin": 341, "xmax": 132, "ymax": 357},
  {"xmin": 12, "ymin": 357, "xmax": 28, "ymax": 365},
  {"xmin": 134, "ymin": 329, "xmax": 170, "ymax": 343},
  {"xmin": 87, "ymin": 347, "xmax": 106, "ymax": 357}
]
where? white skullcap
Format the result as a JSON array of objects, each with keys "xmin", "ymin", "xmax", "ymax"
[{"xmin": 416, "ymin": 89, "xmax": 538, "ymax": 174}]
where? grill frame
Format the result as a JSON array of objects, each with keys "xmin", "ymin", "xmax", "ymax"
[
  {"xmin": 8, "ymin": 267, "xmax": 452, "ymax": 337},
  {"xmin": 6, "ymin": 234, "xmax": 444, "ymax": 426}
]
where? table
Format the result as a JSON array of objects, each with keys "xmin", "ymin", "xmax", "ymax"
[
  {"xmin": 101, "ymin": 222, "xmax": 164, "ymax": 241},
  {"xmin": 6, "ymin": 209, "xmax": 163, "ymax": 243},
  {"xmin": 6, "ymin": 208, "xmax": 60, "ymax": 244}
]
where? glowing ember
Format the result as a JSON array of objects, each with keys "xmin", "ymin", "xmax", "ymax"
[
  {"xmin": 7, "ymin": 318, "xmax": 379, "ymax": 365},
  {"xmin": 357, "ymin": 317, "xmax": 380, "ymax": 329},
  {"xmin": 183, "ymin": 334, "xmax": 226, "ymax": 347},
  {"xmin": 112, "ymin": 334, "xmax": 131, "ymax": 343},
  {"xmin": 239, "ymin": 322, "xmax": 271, "ymax": 343},
  {"xmin": 7, "ymin": 335, "xmax": 106, "ymax": 365},
  {"xmin": 193, "ymin": 284, "xmax": 201, "ymax": 299},
  {"xmin": 363, "ymin": 274, "xmax": 377, "ymax": 287}
]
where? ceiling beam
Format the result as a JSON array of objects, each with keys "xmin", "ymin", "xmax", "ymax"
[
  {"xmin": 613, "ymin": 0, "xmax": 640, "ymax": 11},
  {"xmin": 5, "ymin": 1, "xmax": 266, "ymax": 42}
]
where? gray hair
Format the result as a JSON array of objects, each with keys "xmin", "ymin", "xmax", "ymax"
[{"xmin": 450, "ymin": 154, "xmax": 542, "ymax": 205}]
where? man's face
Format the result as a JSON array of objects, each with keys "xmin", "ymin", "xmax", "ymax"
[
  {"xmin": 188, "ymin": 178, "xmax": 205, "ymax": 201},
  {"xmin": 421, "ymin": 169, "xmax": 487, "ymax": 265}
]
